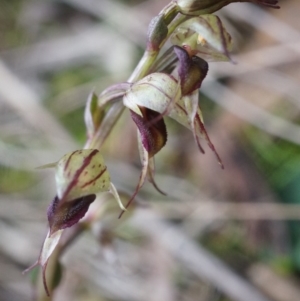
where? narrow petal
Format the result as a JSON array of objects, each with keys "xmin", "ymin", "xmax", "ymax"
[
  {"xmin": 109, "ymin": 182, "xmax": 126, "ymax": 211},
  {"xmin": 182, "ymin": 93, "xmax": 204, "ymax": 152},
  {"xmin": 148, "ymin": 156, "xmax": 167, "ymax": 195},
  {"xmin": 40, "ymin": 230, "xmax": 63, "ymax": 296},
  {"xmin": 194, "ymin": 109, "xmax": 224, "ymax": 168},
  {"xmin": 168, "ymin": 96, "xmax": 223, "ymax": 168},
  {"xmin": 119, "ymin": 135, "xmax": 149, "ymax": 218},
  {"xmin": 35, "ymin": 162, "xmax": 58, "ymax": 169},
  {"xmin": 23, "ymin": 229, "xmax": 63, "ymax": 296}
]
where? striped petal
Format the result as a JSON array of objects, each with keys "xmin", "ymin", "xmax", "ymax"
[{"xmin": 55, "ymin": 149, "xmax": 110, "ymax": 202}]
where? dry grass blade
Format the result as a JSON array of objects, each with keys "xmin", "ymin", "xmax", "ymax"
[
  {"xmin": 0, "ymin": 60, "xmax": 76, "ymax": 150},
  {"xmin": 202, "ymin": 81, "xmax": 300, "ymax": 145},
  {"xmin": 130, "ymin": 210, "xmax": 272, "ymax": 301}
]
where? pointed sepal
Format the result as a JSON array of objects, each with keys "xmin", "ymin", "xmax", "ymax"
[{"xmin": 23, "ymin": 229, "xmax": 63, "ymax": 296}]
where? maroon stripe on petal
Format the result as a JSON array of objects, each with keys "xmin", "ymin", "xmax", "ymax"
[
  {"xmin": 175, "ymin": 103, "xmax": 187, "ymax": 114},
  {"xmin": 62, "ymin": 149, "xmax": 99, "ymax": 201},
  {"xmin": 80, "ymin": 167, "xmax": 107, "ymax": 189},
  {"xmin": 63, "ymin": 150, "xmax": 77, "ymax": 172}
]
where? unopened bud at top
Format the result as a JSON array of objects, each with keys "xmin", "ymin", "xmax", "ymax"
[
  {"xmin": 174, "ymin": 0, "xmax": 279, "ymax": 15},
  {"xmin": 147, "ymin": 15, "xmax": 168, "ymax": 51},
  {"xmin": 175, "ymin": 0, "xmax": 233, "ymax": 15}
]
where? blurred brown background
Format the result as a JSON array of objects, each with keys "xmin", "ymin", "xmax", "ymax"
[{"xmin": 1, "ymin": 0, "xmax": 300, "ymax": 300}]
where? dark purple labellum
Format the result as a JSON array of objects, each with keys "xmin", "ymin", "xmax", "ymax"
[
  {"xmin": 130, "ymin": 108, "xmax": 167, "ymax": 157},
  {"xmin": 174, "ymin": 45, "xmax": 208, "ymax": 96},
  {"xmin": 47, "ymin": 194, "xmax": 96, "ymax": 235}
]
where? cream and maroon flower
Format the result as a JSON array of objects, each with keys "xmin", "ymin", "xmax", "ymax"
[
  {"xmin": 25, "ymin": 149, "xmax": 125, "ymax": 295},
  {"xmin": 120, "ymin": 45, "xmax": 223, "ymax": 217}
]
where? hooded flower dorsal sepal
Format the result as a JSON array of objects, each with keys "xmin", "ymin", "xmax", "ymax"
[
  {"xmin": 121, "ymin": 47, "xmax": 224, "ymax": 216},
  {"xmin": 55, "ymin": 149, "xmax": 110, "ymax": 202},
  {"xmin": 24, "ymin": 149, "xmax": 126, "ymax": 296}
]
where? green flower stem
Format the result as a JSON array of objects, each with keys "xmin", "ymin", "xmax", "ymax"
[
  {"xmin": 128, "ymin": 50, "xmax": 158, "ymax": 83},
  {"xmin": 129, "ymin": 9, "xmax": 188, "ymax": 83}
]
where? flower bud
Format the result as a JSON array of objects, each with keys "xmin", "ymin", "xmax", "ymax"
[
  {"xmin": 174, "ymin": 0, "xmax": 279, "ymax": 15},
  {"xmin": 147, "ymin": 15, "xmax": 168, "ymax": 51},
  {"xmin": 175, "ymin": 0, "xmax": 224, "ymax": 15}
]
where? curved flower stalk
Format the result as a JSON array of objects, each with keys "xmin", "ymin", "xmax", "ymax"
[
  {"xmin": 24, "ymin": 149, "xmax": 126, "ymax": 296},
  {"xmin": 25, "ymin": 0, "xmax": 280, "ymax": 297}
]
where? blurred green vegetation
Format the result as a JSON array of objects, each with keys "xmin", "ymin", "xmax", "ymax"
[
  {"xmin": 245, "ymin": 127, "xmax": 300, "ymax": 272},
  {"xmin": 0, "ymin": 0, "xmax": 27, "ymax": 49},
  {"xmin": 0, "ymin": 167, "xmax": 36, "ymax": 193}
]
